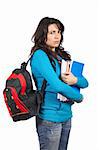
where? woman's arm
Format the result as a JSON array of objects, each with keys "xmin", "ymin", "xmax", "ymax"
[
  {"xmin": 61, "ymin": 72, "xmax": 89, "ymax": 88},
  {"xmin": 74, "ymin": 76, "xmax": 89, "ymax": 88},
  {"xmin": 31, "ymin": 50, "xmax": 83, "ymax": 102}
]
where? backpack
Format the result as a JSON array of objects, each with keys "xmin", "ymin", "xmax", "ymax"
[{"xmin": 3, "ymin": 52, "xmax": 47, "ymax": 122}]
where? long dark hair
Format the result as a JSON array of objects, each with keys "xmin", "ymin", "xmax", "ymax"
[{"xmin": 30, "ymin": 17, "xmax": 71, "ymax": 61}]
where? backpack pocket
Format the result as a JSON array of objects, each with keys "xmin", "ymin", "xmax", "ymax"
[{"xmin": 3, "ymin": 87, "xmax": 29, "ymax": 121}]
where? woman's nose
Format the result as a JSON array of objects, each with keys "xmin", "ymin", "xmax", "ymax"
[{"xmin": 55, "ymin": 33, "xmax": 60, "ymax": 39}]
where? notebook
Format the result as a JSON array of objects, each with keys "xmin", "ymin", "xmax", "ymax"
[
  {"xmin": 71, "ymin": 61, "xmax": 84, "ymax": 77},
  {"xmin": 71, "ymin": 61, "xmax": 84, "ymax": 92}
]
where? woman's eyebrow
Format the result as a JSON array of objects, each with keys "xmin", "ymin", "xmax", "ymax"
[{"xmin": 49, "ymin": 30, "xmax": 59, "ymax": 33}]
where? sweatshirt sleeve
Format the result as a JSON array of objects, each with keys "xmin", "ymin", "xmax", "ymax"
[
  {"xmin": 31, "ymin": 50, "xmax": 83, "ymax": 102},
  {"xmin": 74, "ymin": 76, "xmax": 89, "ymax": 88}
]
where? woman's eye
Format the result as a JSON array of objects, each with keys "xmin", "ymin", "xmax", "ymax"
[
  {"xmin": 50, "ymin": 31, "xmax": 55, "ymax": 34},
  {"xmin": 58, "ymin": 30, "xmax": 61, "ymax": 33},
  {"xmin": 49, "ymin": 31, "xmax": 61, "ymax": 34}
]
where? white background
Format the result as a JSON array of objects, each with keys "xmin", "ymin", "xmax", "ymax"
[{"xmin": 0, "ymin": 0, "xmax": 98, "ymax": 150}]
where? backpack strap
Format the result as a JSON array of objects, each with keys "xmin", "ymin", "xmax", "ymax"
[{"xmin": 21, "ymin": 50, "xmax": 56, "ymax": 94}]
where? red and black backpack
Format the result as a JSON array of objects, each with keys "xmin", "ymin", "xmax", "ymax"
[{"xmin": 3, "ymin": 54, "xmax": 47, "ymax": 122}]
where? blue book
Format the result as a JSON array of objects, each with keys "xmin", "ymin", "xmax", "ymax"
[{"xmin": 71, "ymin": 61, "xmax": 84, "ymax": 92}]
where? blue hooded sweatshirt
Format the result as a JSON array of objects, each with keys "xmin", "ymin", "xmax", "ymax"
[{"xmin": 30, "ymin": 49, "xmax": 88, "ymax": 122}]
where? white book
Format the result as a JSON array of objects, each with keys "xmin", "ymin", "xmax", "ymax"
[{"xmin": 57, "ymin": 60, "xmax": 71, "ymax": 102}]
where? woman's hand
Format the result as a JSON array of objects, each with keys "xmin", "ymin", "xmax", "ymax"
[{"xmin": 61, "ymin": 72, "xmax": 78, "ymax": 85}]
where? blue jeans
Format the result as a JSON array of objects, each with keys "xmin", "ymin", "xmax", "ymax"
[{"xmin": 36, "ymin": 117, "xmax": 71, "ymax": 150}]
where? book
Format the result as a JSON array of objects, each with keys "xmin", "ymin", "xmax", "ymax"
[
  {"xmin": 57, "ymin": 60, "xmax": 84, "ymax": 101},
  {"xmin": 71, "ymin": 61, "xmax": 84, "ymax": 92}
]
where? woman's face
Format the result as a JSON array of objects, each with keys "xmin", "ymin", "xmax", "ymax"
[{"xmin": 46, "ymin": 24, "xmax": 61, "ymax": 51}]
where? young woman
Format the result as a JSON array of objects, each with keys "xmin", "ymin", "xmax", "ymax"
[{"xmin": 30, "ymin": 17, "xmax": 88, "ymax": 150}]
